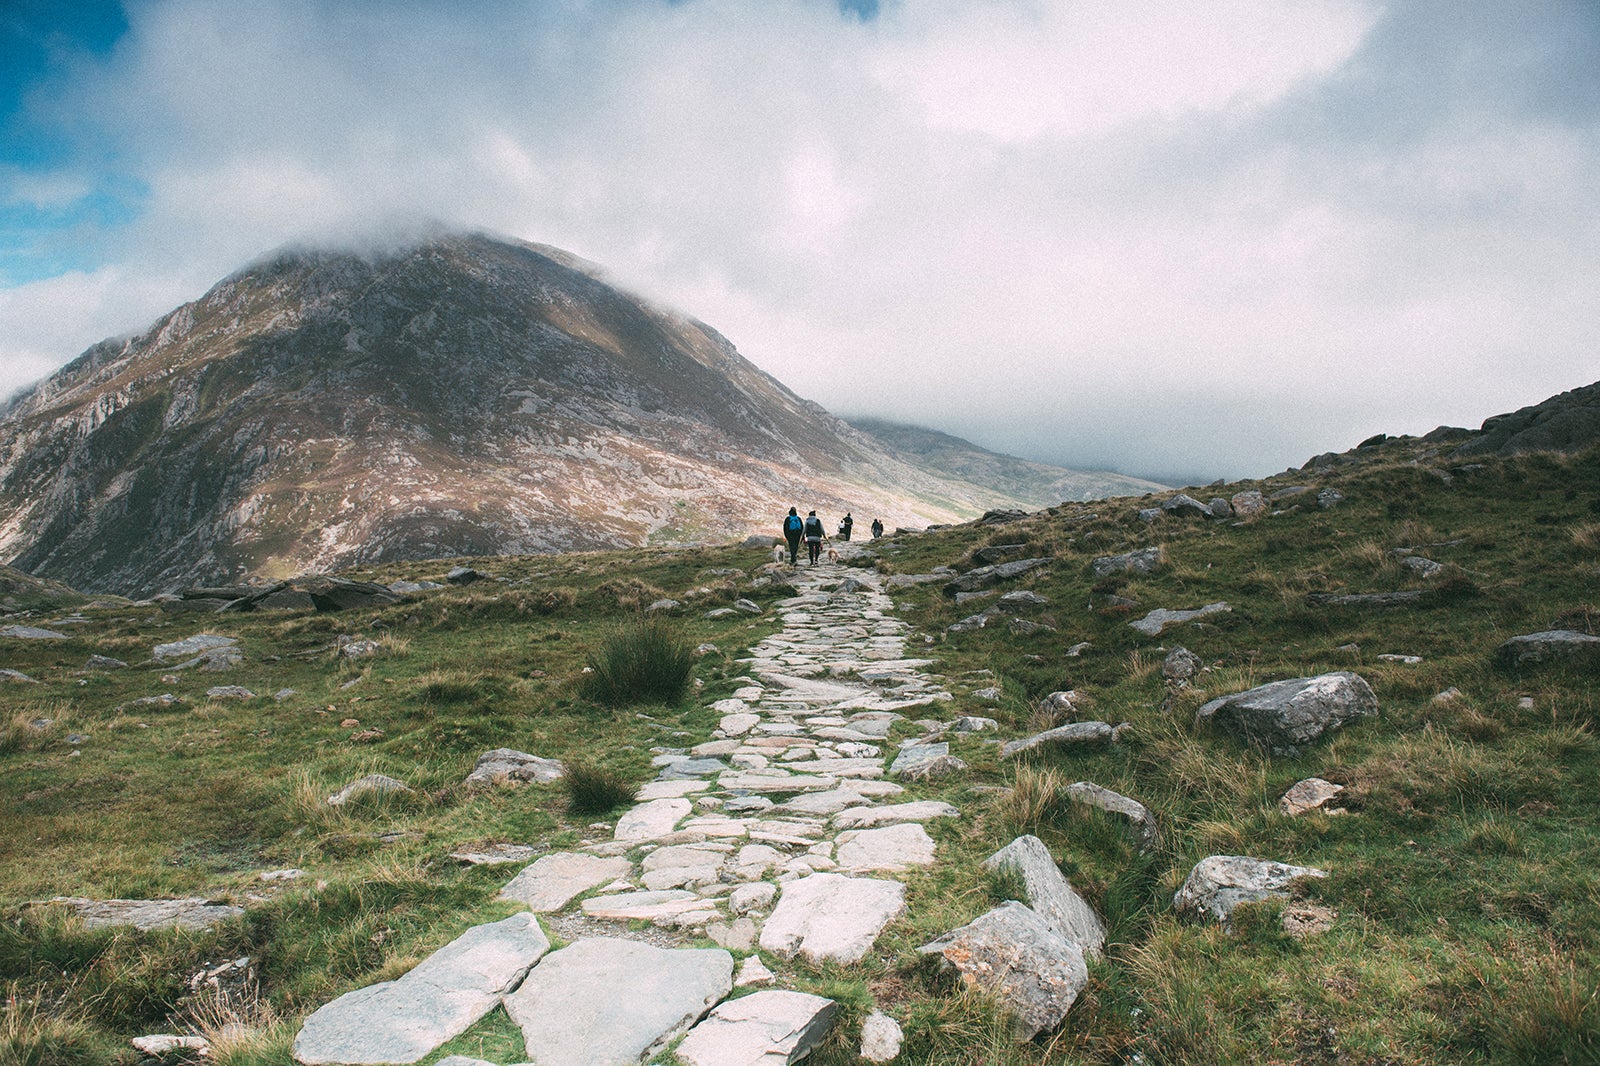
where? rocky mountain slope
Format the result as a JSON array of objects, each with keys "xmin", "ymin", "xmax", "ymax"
[
  {"xmin": 0, "ymin": 233, "xmax": 1109, "ymax": 596},
  {"xmin": 847, "ymin": 417, "xmax": 1168, "ymax": 506}
]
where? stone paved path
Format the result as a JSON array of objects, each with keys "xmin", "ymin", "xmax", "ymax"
[{"xmin": 293, "ymin": 551, "xmax": 962, "ymax": 1065}]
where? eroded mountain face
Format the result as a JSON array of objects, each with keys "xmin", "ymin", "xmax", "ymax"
[{"xmin": 0, "ymin": 234, "xmax": 1044, "ymax": 595}]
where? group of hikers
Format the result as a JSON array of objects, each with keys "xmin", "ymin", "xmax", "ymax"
[{"xmin": 781, "ymin": 507, "xmax": 886, "ymax": 565}]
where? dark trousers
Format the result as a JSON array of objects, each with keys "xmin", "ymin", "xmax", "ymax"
[
  {"xmin": 785, "ymin": 534, "xmax": 801, "ymax": 564},
  {"xmin": 807, "ymin": 538, "xmax": 822, "ymax": 564}
]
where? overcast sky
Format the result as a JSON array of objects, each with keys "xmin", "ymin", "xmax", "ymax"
[{"xmin": 2, "ymin": 0, "xmax": 1597, "ymax": 483}]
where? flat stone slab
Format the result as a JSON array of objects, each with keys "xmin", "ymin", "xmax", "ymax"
[
  {"xmin": 615, "ymin": 798, "xmax": 692, "ymax": 841},
  {"xmin": 449, "ymin": 843, "xmax": 540, "ymax": 866},
  {"xmin": 1494, "ymin": 629, "xmax": 1600, "ymax": 666},
  {"xmin": 720, "ymin": 712, "xmax": 761, "ymax": 736},
  {"xmin": 833, "ymin": 800, "xmax": 960, "ymax": 830},
  {"xmin": 0, "ymin": 624, "xmax": 70, "ymax": 640},
  {"xmin": 328, "ymin": 774, "xmax": 412, "ymax": 806},
  {"xmin": 716, "ymin": 773, "xmax": 837, "ymax": 793},
  {"xmin": 778, "ymin": 789, "xmax": 874, "ymax": 816},
  {"xmin": 1128, "ymin": 602, "xmax": 1231, "ymax": 636},
  {"xmin": 919, "ymin": 901, "xmax": 1088, "ymax": 1042},
  {"xmin": 889, "ymin": 742, "xmax": 948, "ymax": 776},
  {"xmin": 636, "ymin": 779, "xmax": 710, "ymax": 800},
  {"xmin": 152, "ymin": 633, "xmax": 238, "ymax": 661},
  {"xmin": 759, "ymin": 873, "xmax": 906, "ymax": 964},
  {"xmin": 835, "ymin": 823, "xmax": 936, "ymax": 872},
  {"xmin": 984, "ymin": 835, "xmax": 1105, "ymax": 957},
  {"xmin": 1000, "ymin": 721, "xmax": 1114, "ymax": 758},
  {"xmin": 580, "ymin": 890, "xmax": 708, "ymax": 921},
  {"xmin": 499, "ymin": 853, "xmax": 632, "ymax": 912},
  {"xmin": 47, "ymin": 897, "xmax": 244, "ymax": 931},
  {"xmin": 675, "ymin": 989, "xmax": 839, "ymax": 1066},
  {"xmin": 293, "ymin": 913, "xmax": 549, "ymax": 1065},
  {"xmin": 503, "ymin": 937, "xmax": 732, "ymax": 1066}
]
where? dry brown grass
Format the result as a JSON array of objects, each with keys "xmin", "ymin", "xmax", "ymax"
[{"xmin": 1571, "ymin": 521, "xmax": 1600, "ymax": 554}]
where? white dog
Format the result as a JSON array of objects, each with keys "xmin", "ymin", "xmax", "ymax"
[{"xmin": 772, "ymin": 544, "xmax": 787, "ymax": 563}]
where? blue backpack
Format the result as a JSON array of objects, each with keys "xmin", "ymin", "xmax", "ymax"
[{"xmin": 784, "ymin": 514, "xmax": 803, "ymax": 536}]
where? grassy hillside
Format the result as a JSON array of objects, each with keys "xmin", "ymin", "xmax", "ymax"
[{"xmin": 2, "ymin": 436, "xmax": 1597, "ymax": 1065}]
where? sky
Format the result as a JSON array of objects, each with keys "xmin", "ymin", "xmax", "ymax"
[{"xmin": 1, "ymin": 0, "xmax": 1598, "ymax": 484}]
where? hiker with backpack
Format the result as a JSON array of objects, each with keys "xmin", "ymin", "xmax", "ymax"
[
  {"xmin": 782, "ymin": 507, "xmax": 804, "ymax": 565},
  {"xmin": 839, "ymin": 513, "xmax": 853, "ymax": 541},
  {"xmin": 871, "ymin": 518, "xmax": 884, "ymax": 539},
  {"xmin": 803, "ymin": 510, "xmax": 827, "ymax": 565}
]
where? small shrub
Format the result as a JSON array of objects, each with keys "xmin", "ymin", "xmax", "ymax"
[
  {"xmin": 578, "ymin": 620, "xmax": 694, "ymax": 706},
  {"xmin": 565, "ymin": 764, "xmax": 637, "ymax": 815}
]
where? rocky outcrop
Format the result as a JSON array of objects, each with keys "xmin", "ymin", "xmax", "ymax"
[
  {"xmin": 1173, "ymin": 855, "xmax": 1328, "ymax": 925},
  {"xmin": 1452, "ymin": 380, "xmax": 1600, "ymax": 456},
  {"xmin": 1494, "ymin": 630, "xmax": 1600, "ymax": 666}
]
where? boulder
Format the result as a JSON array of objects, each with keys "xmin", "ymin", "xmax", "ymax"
[
  {"xmin": 339, "ymin": 639, "xmax": 381, "ymax": 660},
  {"xmin": 0, "ymin": 668, "xmax": 37, "ymax": 683},
  {"xmin": 1494, "ymin": 630, "xmax": 1600, "ymax": 667},
  {"xmin": 1137, "ymin": 507, "xmax": 1162, "ymax": 523},
  {"xmin": 760, "ymin": 873, "xmax": 906, "ymax": 964},
  {"xmin": 1317, "ymin": 488, "xmax": 1345, "ymax": 509},
  {"xmin": 464, "ymin": 748, "xmax": 565, "ymax": 787},
  {"xmin": 972, "ymin": 543, "xmax": 1029, "ymax": 566},
  {"xmin": 859, "ymin": 1011, "xmax": 904, "ymax": 1063},
  {"xmin": 890, "ymin": 742, "xmax": 950, "ymax": 776},
  {"xmin": 445, "ymin": 566, "xmax": 483, "ymax": 585},
  {"xmin": 1196, "ymin": 672, "xmax": 1377, "ymax": 755},
  {"xmin": 983, "ymin": 835, "xmax": 1105, "ymax": 956},
  {"xmin": 1230, "ymin": 490, "xmax": 1267, "ymax": 517},
  {"xmin": 1173, "ymin": 855, "xmax": 1328, "ymax": 925},
  {"xmin": 255, "ymin": 589, "xmax": 316, "ymax": 610},
  {"xmin": 742, "ymin": 535, "xmax": 780, "ymax": 548},
  {"xmin": 1063, "ymin": 782, "xmax": 1159, "ymax": 849},
  {"xmin": 327, "ymin": 774, "xmax": 412, "ymax": 806},
  {"xmin": 502, "ymin": 937, "xmax": 732, "ymax": 1066},
  {"xmin": 296, "ymin": 577, "xmax": 402, "ymax": 611},
  {"xmin": 1000, "ymin": 721, "xmax": 1114, "ymax": 759},
  {"xmin": 1207, "ymin": 497, "xmax": 1233, "ymax": 518},
  {"xmin": 918, "ymin": 901, "xmax": 1089, "ymax": 1041},
  {"xmin": 1162, "ymin": 494, "xmax": 1211, "ymax": 518},
  {"xmin": 1161, "ymin": 647, "xmax": 1202, "ymax": 682},
  {"xmin": 1128, "ymin": 602, "xmax": 1231, "ymax": 636},
  {"xmin": 1399, "ymin": 556, "xmax": 1445, "ymax": 577},
  {"xmin": 85, "ymin": 654, "xmax": 127, "ymax": 670},
  {"xmin": 997, "ymin": 590, "xmax": 1050, "ymax": 613},
  {"xmin": 205, "ymin": 685, "xmax": 256, "ymax": 700},
  {"xmin": 293, "ymin": 913, "xmax": 549, "ymax": 1066},
  {"xmin": 1279, "ymin": 777, "xmax": 1346, "ymax": 817},
  {"xmin": 646, "ymin": 599, "xmax": 682, "ymax": 614},
  {"xmin": 978, "ymin": 508, "xmax": 1030, "ymax": 525},
  {"xmin": 1089, "ymin": 546, "xmax": 1163, "ymax": 577},
  {"xmin": 674, "ymin": 989, "xmax": 838, "ymax": 1066},
  {"xmin": 943, "ymin": 558, "xmax": 1051, "ymax": 595},
  {"xmin": 133, "ymin": 1035, "xmax": 212, "ymax": 1057},
  {"xmin": 499, "ymin": 852, "xmax": 632, "ymax": 911},
  {"xmin": 1269, "ymin": 486, "xmax": 1310, "ymax": 502}
]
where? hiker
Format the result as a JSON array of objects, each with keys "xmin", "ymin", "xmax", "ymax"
[
  {"xmin": 839, "ymin": 513, "xmax": 853, "ymax": 541},
  {"xmin": 782, "ymin": 506, "xmax": 803, "ymax": 565},
  {"xmin": 803, "ymin": 510, "xmax": 826, "ymax": 565},
  {"xmin": 871, "ymin": 518, "xmax": 884, "ymax": 539}
]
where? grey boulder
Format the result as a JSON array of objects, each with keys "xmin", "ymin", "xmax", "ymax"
[
  {"xmin": 464, "ymin": 748, "xmax": 566, "ymax": 787},
  {"xmin": 1494, "ymin": 630, "xmax": 1600, "ymax": 667},
  {"xmin": 674, "ymin": 989, "xmax": 838, "ymax": 1066},
  {"xmin": 1089, "ymin": 546, "xmax": 1163, "ymax": 577},
  {"xmin": 1000, "ymin": 721, "xmax": 1114, "ymax": 759},
  {"xmin": 919, "ymin": 901, "xmax": 1089, "ymax": 1041},
  {"xmin": 983, "ymin": 835, "xmax": 1105, "ymax": 957},
  {"xmin": 1173, "ymin": 855, "xmax": 1328, "ymax": 925},
  {"xmin": 1196, "ymin": 672, "xmax": 1377, "ymax": 756}
]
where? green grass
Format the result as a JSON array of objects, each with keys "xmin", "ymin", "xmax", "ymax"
[
  {"xmin": 3, "ymin": 441, "xmax": 1600, "ymax": 1063},
  {"xmin": 578, "ymin": 618, "xmax": 696, "ymax": 706}
]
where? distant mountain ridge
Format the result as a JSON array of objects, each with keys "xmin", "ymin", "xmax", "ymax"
[
  {"xmin": 847, "ymin": 418, "xmax": 1168, "ymax": 506},
  {"xmin": 0, "ymin": 232, "xmax": 1136, "ymax": 596}
]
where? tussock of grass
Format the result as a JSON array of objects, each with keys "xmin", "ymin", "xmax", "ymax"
[
  {"xmin": 564, "ymin": 763, "xmax": 637, "ymax": 815},
  {"xmin": 578, "ymin": 619, "xmax": 694, "ymax": 706}
]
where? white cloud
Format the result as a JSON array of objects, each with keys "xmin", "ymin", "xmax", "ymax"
[{"xmin": 2, "ymin": 0, "xmax": 1597, "ymax": 481}]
